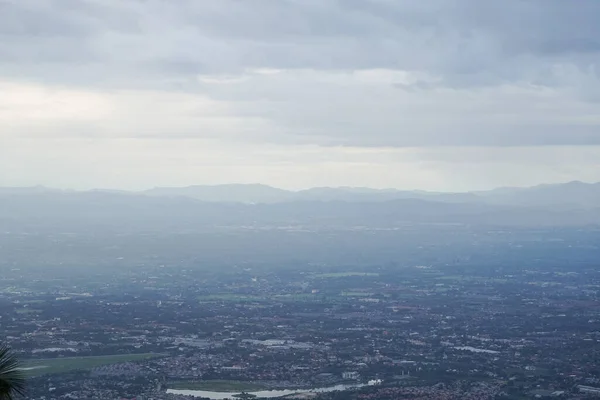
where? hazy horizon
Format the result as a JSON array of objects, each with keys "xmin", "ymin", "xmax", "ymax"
[{"xmin": 2, "ymin": 178, "xmax": 600, "ymax": 194}]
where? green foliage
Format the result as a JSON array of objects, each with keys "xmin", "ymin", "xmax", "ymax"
[{"xmin": 0, "ymin": 344, "xmax": 25, "ymax": 400}]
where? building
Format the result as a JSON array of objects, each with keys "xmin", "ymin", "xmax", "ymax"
[
  {"xmin": 578, "ymin": 385, "xmax": 600, "ymax": 395},
  {"xmin": 342, "ymin": 371, "xmax": 360, "ymax": 380}
]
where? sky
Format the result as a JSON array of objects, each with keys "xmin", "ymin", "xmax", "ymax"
[{"xmin": 1, "ymin": 0, "xmax": 600, "ymax": 191}]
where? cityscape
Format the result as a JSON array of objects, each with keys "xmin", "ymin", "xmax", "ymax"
[{"xmin": 2, "ymin": 222, "xmax": 600, "ymax": 399}]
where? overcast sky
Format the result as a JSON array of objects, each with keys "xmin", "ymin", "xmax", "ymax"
[{"xmin": 1, "ymin": 0, "xmax": 600, "ymax": 191}]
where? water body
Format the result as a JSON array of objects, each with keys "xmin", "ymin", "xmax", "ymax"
[
  {"xmin": 453, "ymin": 346, "xmax": 499, "ymax": 354},
  {"xmin": 167, "ymin": 383, "xmax": 367, "ymax": 399}
]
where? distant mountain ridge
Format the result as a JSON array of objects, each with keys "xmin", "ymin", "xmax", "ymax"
[
  {"xmin": 143, "ymin": 184, "xmax": 291, "ymax": 203},
  {"xmin": 1, "ymin": 181, "xmax": 599, "ymax": 232},
  {"xmin": 1, "ymin": 190, "xmax": 599, "ymax": 230},
  {"xmin": 2, "ymin": 181, "xmax": 600, "ymax": 208},
  {"xmin": 476, "ymin": 181, "xmax": 600, "ymax": 207},
  {"xmin": 140, "ymin": 181, "xmax": 600, "ymax": 207},
  {"xmin": 142, "ymin": 184, "xmax": 482, "ymax": 204}
]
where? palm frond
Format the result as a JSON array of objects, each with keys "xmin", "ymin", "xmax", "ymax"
[{"xmin": 0, "ymin": 344, "xmax": 25, "ymax": 400}]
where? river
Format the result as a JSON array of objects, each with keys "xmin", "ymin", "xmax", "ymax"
[{"xmin": 166, "ymin": 383, "xmax": 371, "ymax": 399}]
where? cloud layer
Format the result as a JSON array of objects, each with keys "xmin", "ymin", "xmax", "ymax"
[{"xmin": 1, "ymin": 0, "xmax": 600, "ymax": 189}]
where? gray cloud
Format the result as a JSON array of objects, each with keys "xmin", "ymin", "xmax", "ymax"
[
  {"xmin": 2, "ymin": 0, "xmax": 599, "ymax": 82},
  {"xmin": 2, "ymin": 0, "xmax": 600, "ymax": 157}
]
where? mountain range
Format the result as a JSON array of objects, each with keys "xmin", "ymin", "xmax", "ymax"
[
  {"xmin": 0, "ymin": 181, "xmax": 599, "ymax": 230},
  {"xmin": 2, "ymin": 181, "xmax": 599, "ymax": 272},
  {"xmin": 2, "ymin": 181, "xmax": 599, "ymax": 207},
  {"xmin": 125, "ymin": 181, "xmax": 598, "ymax": 207}
]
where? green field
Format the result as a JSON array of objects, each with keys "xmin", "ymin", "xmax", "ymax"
[
  {"xmin": 198, "ymin": 294, "xmax": 266, "ymax": 302},
  {"xmin": 435, "ymin": 275, "xmax": 508, "ymax": 283},
  {"xmin": 15, "ymin": 308, "xmax": 42, "ymax": 314},
  {"xmin": 19, "ymin": 300, "xmax": 47, "ymax": 304},
  {"xmin": 314, "ymin": 272, "xmax": 379, "ymax": 278},
  {"xmin": 341, "ymin": 291, "xmax": 374, "ymax": 297},
  {"xmin": 169, "ymin": 380, "xmax": 266, "ymax": 392},
  {"xmin": 273, "ymin": 293, "xmax": 327, "ymax": 302},
  {"xmin": 505, "ymin": 367, "xmax": 551, "ymax": 378},
  {"xmin": 22, "ymin": 353, "xmax": 162, "ymax": 377},
  {"xmin": 199, "ymin": 293, "xmax": 335, "ymax": 304}
]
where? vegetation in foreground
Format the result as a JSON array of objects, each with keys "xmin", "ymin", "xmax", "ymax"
[{"xmin": 0, "ymin": 344, "xmax": 25, "ymax": 400}]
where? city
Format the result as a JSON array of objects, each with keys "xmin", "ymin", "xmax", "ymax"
[{"xmin": 3, "ymin": 235, "xmax": 600, "ymax": 399}]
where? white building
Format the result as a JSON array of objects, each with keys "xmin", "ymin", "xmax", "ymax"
[{"xmin": 343, "ymin": 371, "xmax": 360, "ymax": 380}]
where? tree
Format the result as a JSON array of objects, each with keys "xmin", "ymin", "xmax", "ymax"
[{"xmin": 0, "ymin": 344, "xmax": 25, "ymax": 400}]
